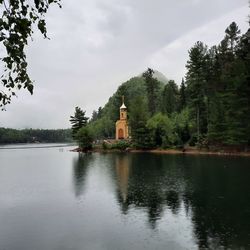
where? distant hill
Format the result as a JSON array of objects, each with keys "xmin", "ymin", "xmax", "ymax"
[
  {"xmin": 89, "ymin": 70, "xmax": 168, "ymax": 138},
  {"xmin": 153, "ymin": 70, "xmax": 168, "ymax": 84},
  {"xmin": 102, "ymin": 71, "xmax": 168, "ymax": 122}
]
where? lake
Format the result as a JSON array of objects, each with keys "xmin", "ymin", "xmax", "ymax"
[{"xmin": 0, "ymin": 144, "xmax": 250, "ymax": 250}]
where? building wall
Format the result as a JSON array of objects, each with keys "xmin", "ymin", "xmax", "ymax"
[{"xmin": 116, "ymin": 120, "xmax": 129, "ymax": 140}]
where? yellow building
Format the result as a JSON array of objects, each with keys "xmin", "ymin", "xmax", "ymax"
[{"xmin": 116, "ymin": 96, "xmax": 129, "ymax": 140}]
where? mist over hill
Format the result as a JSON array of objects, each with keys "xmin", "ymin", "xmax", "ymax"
[{"xmin": 138, "ymin": 70, "xmax": 169, "ymax": 84}]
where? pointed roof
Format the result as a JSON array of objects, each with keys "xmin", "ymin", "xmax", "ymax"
[
  {"xmin": 120, "ymin": 95, "xmax": 127, "ymax": 109},
  {"xmin": 120, "ymin": 103, "xmax": 127, "ymax": 109}
]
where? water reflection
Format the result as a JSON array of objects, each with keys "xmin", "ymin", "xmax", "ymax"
[
  {"xmin": 72, "ymin": 153, "xmax": 93, "ymax": 197},
  {"xmin": 114, "ymin": 154, "xmax": 185, "ymax": 229},
  {"xmin": 114, "ymin": 154, "xmax": 250, "ymax": 248},
  {"xmin": 181, "ymin": 156, "xmax": 250, "ymax": 249},
  {"xmin": 115, "ymin": 154, "xmax": 130, "ymax": 203},
  {"xmin": 72, "ymin": 153, "xmax": 250, "ymax": 249}
]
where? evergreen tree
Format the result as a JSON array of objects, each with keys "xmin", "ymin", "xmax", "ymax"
[
  {"xmin": 179, "ymin": 78, "xmax": 186, "ymax": 111},
  {"xmin": 75, "ymin": 127, "xmax": 93, "ymax": 151},
  {"xmin": 218, "ymin": 23, "xmax": 247, "ymax": 145},
  {"xmin": 129, "ymin": 96, "xmax": 154, "ymax": 149},
  {"xmin": 238, "ymin": 28, "xmax": 250, "ymax": 145},
  {"xmin": 162, "ymin": 80, "xmax": 179, "ymax": 115},
  {"xmin": 186, "ymin": 41, "xmax": 209, "ymax": 142},
  {"xmin": 225, "ymin": 22, "xmax": 241, "ymax": 53},
  {"xmin": 142, "ymin": 68, "xmax": 161, "ymax": 116},
  {"xmin": 97, "ymin": 107, "xmax": 103, "ymax": 119},
  {"xmin": 90, "ymin": 110, "xmax": 98, "ymax": 122},
  {"xmin": 207, "ymin": 22, "xmax": 249, "ymax": 146},
  {"xmin": 70, "ymin": 107, "xmax": 88, "ymax": 138}
]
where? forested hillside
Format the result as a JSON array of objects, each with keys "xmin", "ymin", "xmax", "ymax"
[{"xmin": 87, "ymin": 21, "xmax": 250, "ymax": 150}]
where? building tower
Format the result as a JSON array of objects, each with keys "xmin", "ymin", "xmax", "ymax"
[{"xmin": 115, "ymin": 96, "xmax": 129, "ymax": 140}]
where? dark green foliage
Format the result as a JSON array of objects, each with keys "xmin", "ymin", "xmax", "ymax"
[
  {"xmin": 0, "ymin": 0, "xmax": 61, "ymax": 109},
  {"xmin": 97, "ymin": 107, "xmax": 103, "ymax": 119},
  {"xmin": 147, "ymin": 113, "xmax": 178, "ymax": 148},
  {"xmin": 172, "ymin": 109, "xmax": 191, "ymax": 145},
  {"xmin": 186, "ymin": 21, "xmax": 250, "ymax": 147},
  {"xmin": 70, "ymin": 107, "xmax": 88, "ymax": 138},
  {"xmin": 207, "ymin": 23, "xmax": 249, "ymax": 145},
  {"xmin": 110, "ymin": 140, "xmax": 131, "ymax": 150},
  {"xmin": 162, "ymin": 80, "xmax": 179, "ymax": 115},
  {"xmin": 186, "ymin": 41, "xmax": 209, "ymax": 141},
  {"xmin": 75, "ymin": 127, "xmax": 93, "ymax": 151},
  {"xmin": 142, "ymin": 68, "xmax": 161, "ymax": 115},
  {"xmin": 129, "ymin": 96, "xmax": 154, "ymax": 149},
  {"xmin": 102, "ymin": 141, "xmax": 109, "ymax": 150},
  {"xmin": 90, "ymin": 110, "xmax": 98, "ymax": 122},
  {"xmin": 0, "ymin": 127, "xmax": 72, "ymax": 144},
  {"xmin": 179, "ymin": 78, "xmax": 186, "ymax": 111}
]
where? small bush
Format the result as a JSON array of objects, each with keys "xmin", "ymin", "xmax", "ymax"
[
  {"xmin": 111, "ymin": 140, "xmax": 130, "ymax": 150},
  {"xmin": 102, "ymin": 141, "xmax": 110, "ymax": 150},
  {"xmin": 76, "ymin": 127, "xmax": 93, "ymax": 151}
]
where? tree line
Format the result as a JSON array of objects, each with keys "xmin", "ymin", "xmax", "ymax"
[{"xmin": 0, "ymin": 128, "xmax": 72, "ymax": 144}]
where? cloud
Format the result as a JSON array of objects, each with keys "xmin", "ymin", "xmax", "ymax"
[
  {"xmin": 0, "ymin": 0, "xmax": 249, "ymax": 129},
  {"xmin": 149, "ymin": 5, "xmax": 249, "ymax": 83}
]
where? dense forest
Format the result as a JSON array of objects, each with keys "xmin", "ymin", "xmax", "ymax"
[
  {"xmin": 86, "ymin": 21, "xmax": 250, "ymax": 150},
  {"xmin": 0, "ymin": 128, "xmax": 72, "ymax": 144}
]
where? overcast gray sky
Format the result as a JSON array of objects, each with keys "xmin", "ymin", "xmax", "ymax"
[{"xmin": 0, "ymin": 0, "xmax": 249, "ymax": 129}]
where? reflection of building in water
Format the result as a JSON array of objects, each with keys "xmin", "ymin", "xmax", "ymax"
[{"xmin": 115, "ymin": 155, "xmax": 130, "ymax": 203}]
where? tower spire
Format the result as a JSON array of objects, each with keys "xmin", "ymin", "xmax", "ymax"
[{"xmin": 120, "ymin": 95, "xmax": 127, "ymax": 109}]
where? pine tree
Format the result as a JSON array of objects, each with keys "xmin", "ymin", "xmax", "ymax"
[
  {"xmin": 129, "ymin": 96, "xmax": 154, "ymax": 149},
  {"xmin": 142, "ymin": 68, "xmax": 161, "ymax": 116},
  {"xmin": 162, "ymin": 80, "xmax": 179, "ymax": 115},
  {"xmin": 179, "ymin": 78, "xmax": 186, "ymax": 111},
  {"xmin": 220, "ymin": 23, "xmax": 247, "ymax": 145},
  {"xmin": 90, "ymin": 110, "xmax": 98, "ymax": 122},
  {"xmin": 207, "ymin": 22, "xmax": 249, "ymax": 146},
  {"xmin": 186, "ymin": 41, "xmax": 209, "ymax": 142},
  {"xmin": 238, "ymin": 28, "xmax": 250, "ymax": 145},
  {"xmin": 70, "ymin": 107, "xmax": 89, "ymax": 138},
  {"xmin": 225, "ymin": 22, "xmax": 241, "ymax": 53}
]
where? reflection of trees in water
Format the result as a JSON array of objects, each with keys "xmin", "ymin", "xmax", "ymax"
[
  {"xmin": 114, "ymin": 154, "xmax": 250, "ymax": 248},
  {"xmin": 114, "ymin": 154, "xmax": 185, "ymax": 229},
  {"xmin": 182, "ymin": 156, "xmax": 250, "ymax": 249},
  {"xmin": 72, "ymin": 153, "xmax": 93, "ymax": 197}
]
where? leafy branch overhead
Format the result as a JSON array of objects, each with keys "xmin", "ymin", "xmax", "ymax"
[{"xmin": 0, "ymin": 0, "xmax": 61, "ymax": 109}]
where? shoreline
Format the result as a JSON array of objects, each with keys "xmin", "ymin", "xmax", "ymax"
[
  {"xmin": 129, "ymin": 149, "xmax": 250, "ymax": 157},
  {"xmin": 71, "ymin": 147, "xmax": 250, "ymax": 157}
]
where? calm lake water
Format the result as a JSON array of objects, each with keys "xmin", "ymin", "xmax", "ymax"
[{"xmin": 0, "ymin": 144, "xmax": 250, "ymax": 250}]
